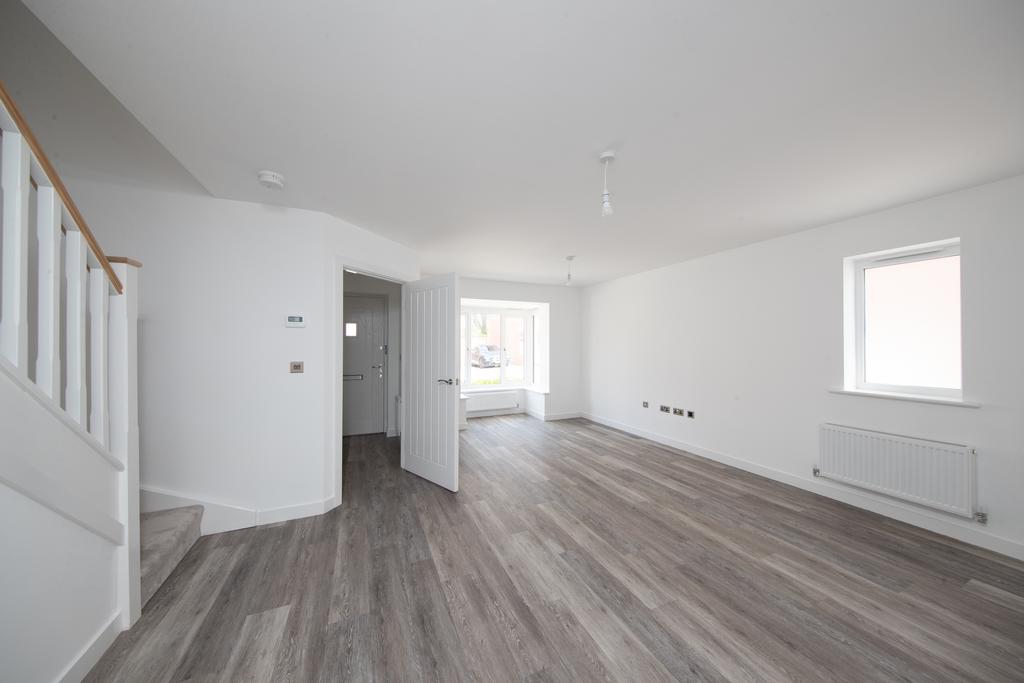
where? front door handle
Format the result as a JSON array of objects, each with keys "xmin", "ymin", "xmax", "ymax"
[{"xmin": 437, "ymin": 378, "xmax": 453, "ymax": 385}]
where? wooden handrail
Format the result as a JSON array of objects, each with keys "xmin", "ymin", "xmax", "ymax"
[
  {"xmin": 0, "ymin": 81, "xmax": 123, "ymax": 293},
  {"xmin": 108, "ymin": 256, "xmax": 143, "ymax": 268}
]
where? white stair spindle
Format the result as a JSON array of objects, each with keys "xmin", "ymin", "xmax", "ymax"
[
  {"xmin": 89, "ymin": 267, "xmax": 109, "ymax": 445},
  {"xmin": 1, "ymin": 130, "xmax": 31, "ymax": 369},
  {"xmin": 35, "ymin": 186, "xmax": 63, "ymax": 398},
  {"xmin": 65, "ymin": 231, "xmax": 88, "ymax": 424}
]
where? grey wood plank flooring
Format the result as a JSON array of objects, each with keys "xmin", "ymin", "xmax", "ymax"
[{"xmin": 86, "ymin": 416, "xmax": 1024, "ymax": 682}]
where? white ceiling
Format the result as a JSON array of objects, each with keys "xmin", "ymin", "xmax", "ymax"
[{"xmin": 22, "ymin": 0, "xmax": 1024, "ymax": 285}]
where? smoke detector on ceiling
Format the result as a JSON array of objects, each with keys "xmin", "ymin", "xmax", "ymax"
[{"xmin": 257, "ymin": 169, "xmax": 286, "ymax": 190}]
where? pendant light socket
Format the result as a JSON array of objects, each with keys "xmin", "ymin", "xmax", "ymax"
[{"xmin": 599, "ymin": 151, "xmax": 615, "ymax": 217}]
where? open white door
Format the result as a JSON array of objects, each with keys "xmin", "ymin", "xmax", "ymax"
[{"xmin": 401, "ymin": 273, "xmax": 460, "ymax": 491}]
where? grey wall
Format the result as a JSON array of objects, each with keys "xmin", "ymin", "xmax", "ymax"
[{"xmin": 0, "ymin": 0, "xmax": 204, "ymax": 194}]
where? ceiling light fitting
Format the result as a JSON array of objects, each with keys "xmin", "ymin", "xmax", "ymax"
[
  {"xmin": 257, "ymin": 169, "xmax": 286, "ymax": 190},
  {"xmin": 565, "ymin": 255, "xmax": 576, "ymax": 286},
  {"xmin": 599, "ymin": 150, "xmax": 615, "ymax": 217}
]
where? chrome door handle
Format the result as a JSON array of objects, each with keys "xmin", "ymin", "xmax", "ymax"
[
  {"xmin": 371, "ymin": 364, "xmax": 383, "ymax": 369},
  {"xmin": 437, "ymin": 378, "xmax": 453, "ymax": 385}
]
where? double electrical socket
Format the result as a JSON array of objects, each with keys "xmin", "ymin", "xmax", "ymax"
[{"xmin": 646, "ymin": 402, "xmax": 696, "ymax": 419}]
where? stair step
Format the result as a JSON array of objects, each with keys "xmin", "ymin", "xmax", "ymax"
[{"xmin": 140, "ymin": 505, "xmax": 203, "ymax": 607}]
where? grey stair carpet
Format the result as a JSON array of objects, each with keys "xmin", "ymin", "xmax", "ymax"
[{"xmin": 140, "ymin": 505, "xmax": 203, "ymax": 608}]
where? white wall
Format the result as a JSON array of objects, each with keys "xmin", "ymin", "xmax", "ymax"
[
  {"xmin": 0, "ymin": 362, "xmax": 123, "ymax": 682},
  {"xmin": 582, "ymin": 174, "xmax": 1024, "ymax": 560},
  {"xmin": 68, "ymin": 179, "xmax": 419, "ymax": 533},
  {"xmin": 343, "ymin": 272, "xmax": 402, "ymax": 437},
  {"xmin": 460, "ymin": 278, "xmax": 582, "ymax": 420}
]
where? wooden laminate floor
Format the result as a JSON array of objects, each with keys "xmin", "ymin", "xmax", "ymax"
[{"xmin": 88, "ymin": 416, "xmax": 1024, "ymax": 682}]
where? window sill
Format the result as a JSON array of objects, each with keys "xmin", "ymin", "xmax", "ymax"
[
  {"xmin": 830, "ymin": 388, "xmax": 980, "ymax": 408},
  {"xmin": 461, "ymin": 384, "xmax": 548, "ymax": 395},
  {"xmin": 461, "ymin": 385, "xmax": 525, "ymax": 394}
]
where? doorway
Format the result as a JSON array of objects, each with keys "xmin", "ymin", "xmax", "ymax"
[
  {"xmin": 342, "ymin": 271, "xmax": 402, "ymax": 438},
  {"xmin": 338, "ymin": 268, "xmax": 461, "ymax": 498}
]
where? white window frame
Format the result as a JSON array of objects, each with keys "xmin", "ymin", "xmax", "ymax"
[
  {"xmin": 844, "ymin": 238, "xmax": 962, "ymax": 401},
  {"xmin": 462, "ymin": 307, "xmax": 535, "ymax": 389}
]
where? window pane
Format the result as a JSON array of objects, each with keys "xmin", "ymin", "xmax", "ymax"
[
  {"xmin": 469, "ymin": 313, "xmax": 501, "ymax": 385},
  {"xmin": 864, "ymin": 255, "xmax": 961, "ymax": 389},
  {"xmin": 460, "ymin": 314, "xmax": 467, "ymax": 381},
  {"xmin": 504, "ymin": 316, "xmax": 525, "ymax": 384}
]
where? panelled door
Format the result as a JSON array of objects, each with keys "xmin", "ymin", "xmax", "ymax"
[
  {"xmin": 343, "ymin": 295, "xmax": 386, "ymax": 436},
  {"xmin": 401, "ymin": 273, "xmax": 459, "ymax": 491}
]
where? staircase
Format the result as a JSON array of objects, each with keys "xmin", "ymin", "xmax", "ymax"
[
  {"xmin": 140, "ymin": 505, "xmax": 204, "ymax": 607},
  {"xmin": 1, "ymin": 81, "xmax": 145, "ymax": 682}
]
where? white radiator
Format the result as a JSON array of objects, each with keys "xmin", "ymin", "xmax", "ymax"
[
  {"xmin": 817, "ymin": 424, "xmax": 977, "ymax": 519},
  {"xmin": 466, "ymin": 391, "xmax": 520, "ymax": 413}
]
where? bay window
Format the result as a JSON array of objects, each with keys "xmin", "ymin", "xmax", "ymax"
[{"xmin": 461, "ymin": 307, "xmax": 534, "ymax": 388}]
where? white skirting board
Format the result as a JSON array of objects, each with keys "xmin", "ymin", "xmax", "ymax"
[
  {"xmin": 543, "ymin": 411, "xmax": 582, "ymax": 421},
  {"xmin": 141, "ymin": 485, "xmax": 340, "ymax": 535},
  {"xmin": 581, "ymin": 413, "xmax": 1024, "ymax": 562},
  {"xmin": 57, "ymin": 612, "xmax": 122, "ymax": 683},
  {"xmin": 467, "ymin": 407, "xmax": 525, "ymax": 418},
  {"xmin": 524, "ymin": 411, "xmax": 583, "ymax": 421}
]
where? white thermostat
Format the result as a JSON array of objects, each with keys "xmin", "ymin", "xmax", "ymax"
[{"xmin": 285, "ymin": 314, "xmax": 306, "ymax": 328}]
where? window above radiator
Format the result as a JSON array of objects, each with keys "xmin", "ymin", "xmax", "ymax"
[{"xmin": 843, "ymin": 239, "xmax": 963, "ymax": 402}]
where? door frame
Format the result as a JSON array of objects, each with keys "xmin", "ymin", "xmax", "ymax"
[
  {"xmin": 330, "ymin": 258, "xmax": 409, "ymax": 511},
  {"xmin": 342, "ymin": 292, "xmax": 388, "ymax": 437}
]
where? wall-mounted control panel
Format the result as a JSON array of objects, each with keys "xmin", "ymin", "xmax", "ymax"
[
  {"xmin": 672, "ymin": 407, "xmax": 685, "ymax": 416},
  {"xmin": 286, "ymin": 315, "xmax": 306, "ymax": 328},
  {"xmin": 642, "ymin": 401, "xmax": 649, "ymax": 408},
  {"xmin": 660, "ymin": 405, "xmax": 670, "ymax": 413},
  {"xmin": 290, "ymin": 361, "xmax": 304, "ymax": 373}
]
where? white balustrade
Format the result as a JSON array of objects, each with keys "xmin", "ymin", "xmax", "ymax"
[{"xmin": 1, "ymin": 82, "xmax": 143, "ymax": 628}]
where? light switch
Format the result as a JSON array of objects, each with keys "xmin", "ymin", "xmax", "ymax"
[{"xmin": 290, "ymin": 361, "xmax": 304, "ymax": 373}]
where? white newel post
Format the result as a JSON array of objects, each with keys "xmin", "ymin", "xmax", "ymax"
[{"xmin": 108, "ymin": 260, "xmax": 142, "ymax": 627}]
